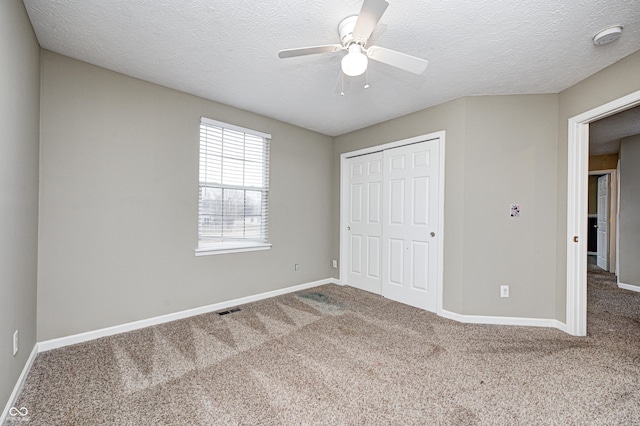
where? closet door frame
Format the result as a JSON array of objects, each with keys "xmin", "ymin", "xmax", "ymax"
[{"xmin": 339, "ymin": 131, "xmax": 446, "ymax": 315}]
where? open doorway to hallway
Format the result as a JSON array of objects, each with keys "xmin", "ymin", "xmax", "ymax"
[
  {"xmin": 566, "ymin": 90, "xmax": 640, "ymax": 336},
  {"xmin": 584, "ymin": 103, "xmax": 639, "ymax": 332},
  {"xmin": 587, "ymin": 105, "xmax": 640, "ymax": 279}
]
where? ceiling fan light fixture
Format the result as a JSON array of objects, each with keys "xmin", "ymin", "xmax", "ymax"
[
  {"xmin": 278, "ymin": 0, "xmax": 429, "ymax": 81},
  {"xmin": 341, "ymin": 44, "xmax": 368, "ymax": 76}
]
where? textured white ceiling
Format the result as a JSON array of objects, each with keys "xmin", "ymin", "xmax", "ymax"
[{"xmin": 23, "ymin": 0, "xmax": 640, "ymax": 136}]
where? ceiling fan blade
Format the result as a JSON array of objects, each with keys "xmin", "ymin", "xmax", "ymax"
[
  {"xmin": 278, "ymin": 44, "xmax": 343, "ymax": 59},
  {"xmin": 366, "ymin": 46, "xmax": 429, "ymax": 74},
  {"xmin": 352, "ymin": 0, "xmax": 389, "ymax": 41}
]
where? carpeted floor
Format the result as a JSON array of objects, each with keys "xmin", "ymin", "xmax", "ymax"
[{"xmin": 7, "ymin": 267, "xmax": 640, "ymax": 425}]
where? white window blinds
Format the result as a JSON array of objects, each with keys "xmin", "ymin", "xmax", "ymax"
[{"xmin": 198, "ymin": 117, "xmax": 270, "ymax": 247}]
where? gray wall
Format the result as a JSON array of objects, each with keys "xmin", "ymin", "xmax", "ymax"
[
  {"xmin": 618, "ymin": 135, "xmax": 640, "ymax": 287},
  {"xmin": 334, "ymin": 95, "xmax": 559, "ymax": 318},
  {"xmin": 0, "ymin": 0, "xmax": 40, "ymax": 406},
  {"xmin": 462, "ymin": 96, "xmax": 558, "ymax": 317},
  {"xmin": 556, "ymin": 49, "xmax": 640, "ymax": 320},
  {"xmin": 38, "ymin": 51, "xmax": 334, "ymax": 341}
]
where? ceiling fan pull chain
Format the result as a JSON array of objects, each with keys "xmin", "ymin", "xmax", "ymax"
[
  {"xmin": 365, "ymin": 68, "xmax": 370, "ymax": 89},
  {"xmin": 341, "ymin": 72, "xmax": 345, "ymax": 97}
]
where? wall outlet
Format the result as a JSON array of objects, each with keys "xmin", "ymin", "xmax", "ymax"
[
  {"xmin": 294, "ymin": 263, "xmax": 300, "ymax": 271},
  {"xmin": 13, "ymin": 330, "xmax": 18, "ymax": 356},
  {"xmin": 332, "ymin": 259, "xmax": 338, "ymax": 269},
  {"xmin": 500, "ymin": 285, "xmax": 509, "ymax": 298}
]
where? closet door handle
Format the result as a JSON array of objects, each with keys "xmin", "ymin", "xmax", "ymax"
[{"xmin": 430, "ymin": 232, "xmax": 435, "ymax": 237}]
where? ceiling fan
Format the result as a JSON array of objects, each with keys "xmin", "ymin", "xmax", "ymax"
[{"xmin": 278, "ymin": 0, "xmax": 429, "ymax": 77}]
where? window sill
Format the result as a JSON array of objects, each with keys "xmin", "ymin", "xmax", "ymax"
[{"xmin": 195, "ymin": 242, "xmax": 272, "ymax": 256}]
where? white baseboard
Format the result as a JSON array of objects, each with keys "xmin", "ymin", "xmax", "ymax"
[
  {"xmin": 38, "ymin": 278, "xmax": 338, "ymax": 352},
  {"xmin": 1, "ymin": 343, "xmax": 38, "ymax": 425},
  {"xmin": 439, "ymin": 309, "xmax": 567, "ymax": 333},
  {"xmin": 618, "ymin": 282, "xmax": 640, "ymax": 293}
]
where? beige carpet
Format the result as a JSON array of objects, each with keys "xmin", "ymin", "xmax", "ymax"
[{"xmin": 7, "ymin": 268, "xmax": 640, "ymax": 425}]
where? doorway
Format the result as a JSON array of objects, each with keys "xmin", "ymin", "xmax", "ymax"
[
  {"xmin": 566, "ymin": 89, "xmax": 640, "ymax": 336},
  {"xmin": 340, "ymin": 131, "xmax": 445, "ymax": 314}
]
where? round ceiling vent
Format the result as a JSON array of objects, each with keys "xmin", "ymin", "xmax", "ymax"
[{"xmin": 593, "ymin": 25, "xmax": 623, "ymax": 45}]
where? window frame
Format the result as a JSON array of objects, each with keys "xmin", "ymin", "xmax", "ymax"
[{"xmin": 196, "ymin": 117, "xmax": 272, "ymax": 256}]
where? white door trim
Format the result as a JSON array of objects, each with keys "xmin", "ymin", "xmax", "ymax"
[
  {"xmin": 339, "ymin": 131, "xmax": 446, "ymax": 315},
  {"xmin": 566, "ymin": 89, "xmax": 640, "ymax": 336},
  {"xmin": 616, "ymin": 159, "xmax": 621, "ymax": 277}
]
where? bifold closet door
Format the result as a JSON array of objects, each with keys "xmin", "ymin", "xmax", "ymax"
[
  {"xmin": 344, "ymin": 138, "xmax": 440, "ymax": 312},
  {"xmin": 345, "ymin": 152, "xmax": 383, "ymax": 294},
  {"xmin": 381, "ymin": 140, "xmax": 440, "ymax": 312}
]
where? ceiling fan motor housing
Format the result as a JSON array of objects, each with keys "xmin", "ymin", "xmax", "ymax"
[{"xmin": 338, "ymin": 15, "xmax": 362, "ymax": 46}]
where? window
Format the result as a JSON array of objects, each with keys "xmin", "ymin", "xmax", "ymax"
[{"xmin": 197, "ymin": 117, "xmax": 271, "ymax": 255}]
